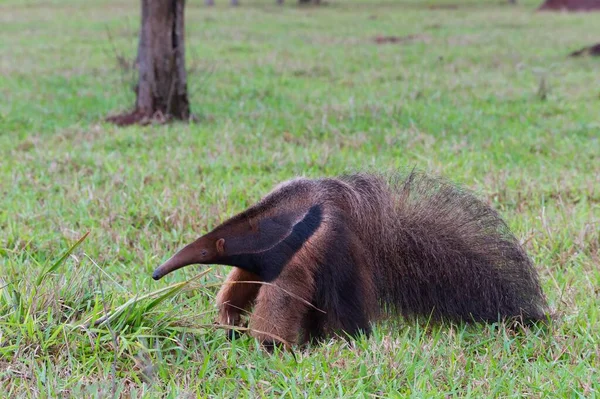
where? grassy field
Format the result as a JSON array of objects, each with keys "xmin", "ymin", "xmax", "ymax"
[{"xmin": 1, "ymin": 0, "xmax": 599, "ymax": 396}]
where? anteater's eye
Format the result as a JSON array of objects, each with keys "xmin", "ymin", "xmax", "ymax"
[{"xmin": 201, "ymin": 249, "xmax": 208, "ymax": 257}]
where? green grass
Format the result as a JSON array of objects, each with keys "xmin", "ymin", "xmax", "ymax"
[{"xmin": 1, "ymin": 0, "xmax": 599, "ymax": 396}]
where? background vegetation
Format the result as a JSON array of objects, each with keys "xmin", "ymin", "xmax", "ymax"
[{"xmin": 1, "ymin": 0, "xmax": 598, "ymax": 396}]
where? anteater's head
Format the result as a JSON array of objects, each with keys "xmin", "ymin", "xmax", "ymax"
[
  {"xmin": 152, "ymin": 232, "xmax": 227, "ymax": 280},
  {"xmin": 151, "ymin": 203, "xmax": 323, "ymax": 282}
]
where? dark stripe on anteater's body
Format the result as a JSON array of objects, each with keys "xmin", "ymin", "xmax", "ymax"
[
  {"xmin": 303, "ymin": 212, "xmax": 372, "ymax": 342},
  {"xmin": 222, "ymin": 205, "xmax": 323, "ymax": 282}
]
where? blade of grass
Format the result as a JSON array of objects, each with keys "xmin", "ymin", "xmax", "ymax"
[
  {"xmin": 82, "ymin": 268, "xmax": 212, "ymax": 328},
  {"xmin": 36, "ymin": 232, "xmax": 90, "ymax": 286}
]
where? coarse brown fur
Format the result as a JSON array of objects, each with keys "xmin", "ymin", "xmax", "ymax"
[{"xmin": 152, "ymin": 171, "xmax": 548, "ymax": 348}]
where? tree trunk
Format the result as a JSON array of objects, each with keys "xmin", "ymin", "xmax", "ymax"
[{"xmin": 109, "ymin": 0, "xmax": 190, "ymax": 126}]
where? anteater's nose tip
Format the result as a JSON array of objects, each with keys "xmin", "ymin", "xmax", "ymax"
[{"xmin": 152, "ymin": 270, "xmax": 162, "ymax": 280}]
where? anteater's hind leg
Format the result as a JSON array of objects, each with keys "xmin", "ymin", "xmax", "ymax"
[
  {"xmin": 216, "ymin": 268, "xmax": 262, "ymax": 338},
  {"xmin": 248, "ymin": 263, "xmax": 315, "ymax": 350}
]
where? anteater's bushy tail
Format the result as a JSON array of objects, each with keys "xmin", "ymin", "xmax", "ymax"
[{"xmin": 340, "ymin": 171, "xmax": 548, "ymax": 323}]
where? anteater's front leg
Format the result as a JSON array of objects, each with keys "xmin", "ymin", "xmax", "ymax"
[
  {"xmin": 248, "ymin": 263, "xmax": 315, "ymax": 349},
  {"xmin": 216, "ymin": 268, "xmax": 261, "ymax": 336}
]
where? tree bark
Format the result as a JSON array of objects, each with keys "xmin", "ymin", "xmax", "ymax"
[{"xmin": 109, "ymin": 0, "xmax": 190, "ymax": 126}]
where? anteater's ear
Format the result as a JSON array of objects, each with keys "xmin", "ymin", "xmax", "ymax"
[{"xmin": 216, "ymin": 238, "xmax": 225, "ymax": 255}]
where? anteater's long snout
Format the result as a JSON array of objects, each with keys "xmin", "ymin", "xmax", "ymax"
[{"xmin": 152, "ymin": 242, "xmax": 202, "ymax": 280}]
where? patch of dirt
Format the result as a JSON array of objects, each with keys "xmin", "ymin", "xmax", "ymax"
[
  {"xmin": 105, "ymin": 109, "xmax": 156, "ymax": 126},
  {"xmin": 538, "ymin": 0, "xmax": 600, "ymax": 11},
  {"xmin": 106, "ymin": 109, "xmax": 198, "ymax": 126},
  {"xmin": 446, "ymin": 34, "xmax": 479, "ymax": 46},
  {"xmin": 569, "ymin": 43, "xmax": 600, "ymax": 57},
  {"xmin": 373, "ymin": 34, "xmax": 431, "ymax": 45},
  {"xmin": 428, "ymin": 4, "xmax": 459, "ymax": 9}
]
